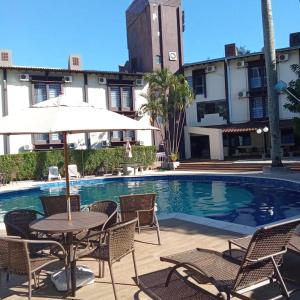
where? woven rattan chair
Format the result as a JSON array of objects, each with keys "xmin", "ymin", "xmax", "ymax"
[
  {"xmin": 229, "ymin": 230, "xmax": 300, "ymax": 257},
  {"xmin": 161, "ymin": 218, "xmax": 300, "ymax": 300},
  {"xmin": 75, "ymin": 218, "xmax": 139, "ymax": 300},
  {"xmin": 89, "ymin": 200, "xmax": 118, "ymax": 230},
  {"xmin": 0, "ymin": 235, "xmax": 20, "ymax": 281},
  {"xmin": 119, "ymin": 193, "xmax": 161, "ymax": 245},
  {"xmin": 0, "ymin": 236, "xmax": 68, "ymax": 300},
  {"xmin": 40, "ymin": 194, "xmax": 80, "ymax": 216},
  {"xmin": 4, "ymin": 209, "xmax": 44, "ymax": 239}
]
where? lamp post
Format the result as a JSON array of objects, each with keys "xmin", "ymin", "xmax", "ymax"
[{"xmin": 256, "ymin": 126, "xmax": 269, "ymax": 159}]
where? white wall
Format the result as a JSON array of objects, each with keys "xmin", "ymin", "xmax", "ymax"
[
  {"xmin": 134, "ymin": 83, "xmax": 153, "ymax": 146},
  {"xmin": 228, "ymin": 59, "xmax": 251, "ymax": 123},
  {"xmin": 185, "ymin": 62, "xmax": 228, "ymax": 127},
  {"xmin": 6, "ymin": 70, "xmax": 32, "ymax": 154},
  {"xmin": 0, "ymin": 70, "xmax": 4, "ymax": 154}
]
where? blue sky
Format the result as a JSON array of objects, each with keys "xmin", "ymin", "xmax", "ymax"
[{"xmin": 1, "ymin": 0, "xmax": 299, "ymax": 71}]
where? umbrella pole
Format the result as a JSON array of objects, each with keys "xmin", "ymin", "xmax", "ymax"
[{"xmin": 63, "ymin": 132, "xmax": 71, "ymax": 221}]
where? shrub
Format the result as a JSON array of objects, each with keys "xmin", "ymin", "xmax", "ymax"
[{"xmin": 0, "ymin": 146, "xmax": 156, "ymax": 181}]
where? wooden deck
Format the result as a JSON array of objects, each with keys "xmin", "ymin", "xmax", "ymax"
[{"xmin": 1, "ymin": 219, "xmax": 300, "ymax": 299}]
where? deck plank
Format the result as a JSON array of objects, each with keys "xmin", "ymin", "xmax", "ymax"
[{"xmin": 1, "ymin": 219, "xmax": 300, "ymax": 299}]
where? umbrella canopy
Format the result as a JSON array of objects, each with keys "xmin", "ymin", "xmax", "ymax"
[
  {"xmin": 0, "ymin": 96, "xmax": 157, "ymax": 134},
  {"xmin": 0, "ymin": 96, "xmax": 158, "ymax": 220}
]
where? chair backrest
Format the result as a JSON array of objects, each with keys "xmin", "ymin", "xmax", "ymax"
[
  {"xmin": 233, "ymin": 218, "xmax": 300, "ymax": 291},
  {"xmin": 4, "ymin": 209, "xmax": 40, "ymax": 238},
  {"xmin": 48, "ymin": 166, "xmax": 60, "ymax": 178},
  {"xmin": 0, "ymin": 237, "xmax": 30, "ymax": 275},
  {"xmin": 68, "ymin": 164, "xmax": 79, "ymax": 178},
  {"xmin": 119, "ymin": 193, "xmax": 156, "ymax": 226},
  {"xmin": 107, "ymin": 218, "xmax": 138, "ymax": 263},
  {"xmin": 89, "ymin": 200, "xmax": 118, "ymax": 229},
  {"xmin": 40, "ymin": 194, "xmax": 81, "ymax": 216}
]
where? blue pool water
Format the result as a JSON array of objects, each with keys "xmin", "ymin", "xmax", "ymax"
[{"xmin": 1, "ymin": 176, "xmax": 300, "ymax": 227}]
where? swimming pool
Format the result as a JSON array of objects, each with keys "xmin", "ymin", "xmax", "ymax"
[{"xmin": 1, "ymin": 175, "xmax": 300, "ymax": 227}]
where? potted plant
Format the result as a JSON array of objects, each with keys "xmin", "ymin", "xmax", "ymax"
[{"xmin": 168, "ymin": 152, "xmax": 180, "ymax": 170}]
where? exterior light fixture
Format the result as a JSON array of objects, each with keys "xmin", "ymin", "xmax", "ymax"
[
  {"xmin": 256, "ymin": 126, "xmax": 269, "ymax": 159},
  {"xmin": 263, "ymin": 126, "xmax": 269, "ymax": 133}
]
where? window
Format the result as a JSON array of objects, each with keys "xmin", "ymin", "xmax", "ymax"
[
  {"xmin": 109, "ymin": 86, "xmax": 133, "ymax": 111},
  {"xmin": 281, "ymin": 129, "xmax": 295, "ymax": 145},
  {"xmin": 109, "ymin": 87, "xmax": 121, "ymax": 109},
  {"xmin": 155, "ymin": 55, "xmax": 161, "ymax": 65},
  {"xmin": 122, "ymin": 87, "xmax": 133, "ymax": 110},
  {"xmin": 192, "ymin": 70, "xmax": 205, "ymax": 95},
  {"xmin": 72, "ymin": 57, "xmax": 79, "ymax": 66},
  {"xmin": 1, "ymin": 52, "xmax": 9, "ymax": 61},
  {"xmin": 249, "ymin": 66, "xmax": 266, "ymax": 89},
  {"xmin": 233, "ymin": 134, "xmax": 251, "ymax": 147},
  {"xmin": 33, "ymin": 83, "xmax": 61, "ymax": 103},
  {"xmin": 250, "ymin": 97, "xmax": 268, "ymax": 119},
  {"xmin": 111, "ymin": 131, "xmax": 123, "ymax": 141},
  {"xmin": 124, "ymin": 130, "xmax": 135, "ymax": 141},
  {"xmin": 197, "ymin": 101, "xmax": 227, "ymax": 122}
]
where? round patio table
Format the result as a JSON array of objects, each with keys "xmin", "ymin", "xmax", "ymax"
[{"xmin": 30, "ymin": 212, "xmax": 108, "ymax": 297}]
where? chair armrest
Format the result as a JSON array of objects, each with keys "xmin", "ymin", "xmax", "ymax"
[
  {"xmin": 4, "ymin": 221, "xmax": 28, "ymax": 238},
  {"xmin": 245, "ymin": 248, "xmax": 287, "ymax": 263},
  {"xmin": 27, "ymin": 239, "xmax": 67, "ymax": 256}
]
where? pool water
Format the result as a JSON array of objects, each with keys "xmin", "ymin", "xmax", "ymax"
[{"xmin": 1, "ymin": 177, "xmax": 300, "ymax": 227}]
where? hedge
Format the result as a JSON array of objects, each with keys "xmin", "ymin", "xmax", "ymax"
[{"xmin": 0, "ymin": 146, "xmax": 156, "ymax": 181}]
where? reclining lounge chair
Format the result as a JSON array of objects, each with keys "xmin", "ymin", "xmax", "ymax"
[
  {"xmin": 48, "ymin": 166, "xmax": 61, "ymax": 181},
  {"xmin": 161, "ymin": 218, "xmax": 300, "ymax": 299}
]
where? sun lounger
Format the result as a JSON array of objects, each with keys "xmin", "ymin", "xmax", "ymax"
[
  {"xmin": 68, "ymin": 164, "xmax": 80, "ymax": 179},
  {"xmin": 161, "ymin": 218, "xmax": 300, "ymax": 299},
  {"xmin": 48, "ymin": 166, "xmax": 61, "ymax": 181}
]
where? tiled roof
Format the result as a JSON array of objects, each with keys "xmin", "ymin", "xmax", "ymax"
[
  {"xmin": 222, "ymin": 127, "xmax": 257, "ymax": 133},
  {"xmin": 0, "ymin": 65, "xmax": 144, "ymax": 77}
]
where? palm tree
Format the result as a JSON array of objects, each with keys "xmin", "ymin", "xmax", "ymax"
[
  {"xmin": 261, "ymin": 0, "xmax": 283, "ymax": 167},
  {"xmin": 142, "ymin": 69, "xmax": 194, "ymax": 160}
]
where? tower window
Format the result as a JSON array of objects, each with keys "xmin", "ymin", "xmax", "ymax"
[{"xmin": 155, "ymin": 55, "xmax": 161, "ymax": 65}]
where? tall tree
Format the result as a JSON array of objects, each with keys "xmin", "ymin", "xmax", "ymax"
[
  {"xmin": 261, "ymin": 0, "xmax": 283, "ymax": 167},
  {"xmin": 141, "ymin": 69, "xmax": 194, "ymax": 160}
]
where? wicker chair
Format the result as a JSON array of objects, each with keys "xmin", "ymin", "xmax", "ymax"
[
  {"xmin": 89, "ymin": 200, "xmax": 118, "ymax": 230},
  {"xmin": 75, "ymin": 218, "xmax": 139, "ymax": 300},
  {"xmin": 4, "ymin": 209, "xmax": 44, "ymax": 239},
  {"xmin": 161, "ymin": 218, "xmax": 300, "ymax": 300},
  {"xmin": 0, "ymin": 235, "xmax": 20, "ymax": 281},
  {"xmin": 0, "ymin": 236, "xmax": 68, "ymax": 300},
  {"xmin": 119, "ymin": 193, "xmax": 161, "ymax": 245},
  {"xmin": 40, "ymin": 194, "xmax": 81, "ymax": 216}
]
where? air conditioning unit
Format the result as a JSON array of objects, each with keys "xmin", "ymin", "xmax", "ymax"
[
  {"xmin": 23, "ymin": 144, "xmax": 33, "ymax": 151},
  {"xmin": 206, "ymin": 65, "xmax": 216, "ymax": 73},
  {"xmin": 98, "ymin": 77, "xmax": 107, "ymax": 85},
  {"xmin": 238, "ymin": 91, "xmax": 249, "ymax": 98},
  {"xmin": 63, "ymin": 75, "xmax": 73, "ymax": 83},
  {"xmin": 19, "ymin": 74, "xmax": 30, "ymax": 81},
  {"xmin": 101, "ymin": 140, "xmax": 109, "ymax": 147},
  {"xmin": 237, "ymin": 60, "xmax": 246, "ymax": 68},
  {"xmin": 278, "ymin": 53, "xmax": 289, "ymax": 62},
  {"xmin": 136, "ymin": 79, "xmax": 144, "ymax": 86}
]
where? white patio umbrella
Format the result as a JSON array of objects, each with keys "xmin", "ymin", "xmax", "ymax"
[{"xmin": 0, "ymin": 96, "xmax": 158, "ymax": 220}]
